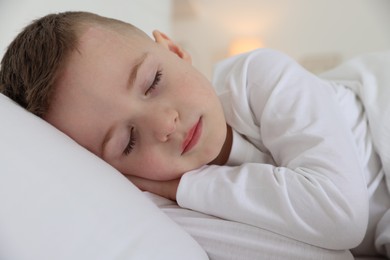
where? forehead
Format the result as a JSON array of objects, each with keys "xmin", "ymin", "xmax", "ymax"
[{"xmin": 78, "ymin": 25, "xmax": 137, "ymax": 54}]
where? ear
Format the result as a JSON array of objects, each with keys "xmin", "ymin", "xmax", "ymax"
[{"xmin": 153, "ymin": 30, "xmax": 192, "ymax": 64}]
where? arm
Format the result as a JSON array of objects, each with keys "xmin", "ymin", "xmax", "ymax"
[{"xmin": 176, "ymin": 49, "xmax": 369, "ymax": 250}]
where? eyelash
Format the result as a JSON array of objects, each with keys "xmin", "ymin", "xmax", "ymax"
[
  {"xmin": 145, "ymin": 70, "xmax": 162, "ymax": 95},
  {"xmin": 123, "ymin": 127, "xmax": 136, "ymax": 156}
]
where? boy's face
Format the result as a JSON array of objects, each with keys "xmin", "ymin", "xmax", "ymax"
[{"xmin": 45, "ymin": 25, "xmax": 227, "ymax": 181}]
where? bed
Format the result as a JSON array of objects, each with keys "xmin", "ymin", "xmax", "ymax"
[{"xmin": 1, "ymin": 51, "xmax": 389, "ymax": 259}]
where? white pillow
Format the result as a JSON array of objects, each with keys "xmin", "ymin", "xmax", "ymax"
[{"xmin": 0, "ymin": 93, "xmax": 208, "ymax": 260}]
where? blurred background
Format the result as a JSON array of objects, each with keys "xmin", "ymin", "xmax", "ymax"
[{"xmin": 1, "ymin": 0, "xmax": 389, "ymax": 79}]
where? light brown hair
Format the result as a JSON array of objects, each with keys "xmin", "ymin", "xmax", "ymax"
[{"xmin": 0, "ymin": 11, "xmax": 142, "ymax": 117}]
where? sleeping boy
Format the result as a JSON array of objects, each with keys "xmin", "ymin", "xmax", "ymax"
[{"xmin": 1, "ymin": 11, "xmax": 389, "ymax": 258}]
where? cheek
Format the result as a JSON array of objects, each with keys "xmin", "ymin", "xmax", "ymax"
[{"xmin": 130, "ymin": 152, "xmax": 176, "ymax": 180}]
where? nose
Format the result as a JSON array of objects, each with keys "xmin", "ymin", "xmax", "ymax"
[{"xmin": 148, "ymin": 107, "xmax": 178, "ymax": 142}]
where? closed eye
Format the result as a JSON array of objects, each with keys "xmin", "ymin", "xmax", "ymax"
[
  {"xmin": 123, "ymin": 127, "xmax": 136, "ymax": 156},
  {"xmin": 145, "ymin": 70, "xmax": 162, "ymax": 95}
]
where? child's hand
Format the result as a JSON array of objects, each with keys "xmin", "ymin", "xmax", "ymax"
[{"xmin": 126, "ymin": 175, "xmax": 179, "ymax": 201}]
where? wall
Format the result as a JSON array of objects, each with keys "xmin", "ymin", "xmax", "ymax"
[
  {"xmin": 0, "ymin": 0, "xmax": 172, "ymax": 58},
  {"xmin": 173, "ymin": 0, "xmax": 390, "ymax": 78}
]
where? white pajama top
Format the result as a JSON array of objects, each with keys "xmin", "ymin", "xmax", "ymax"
[{"xmin": 176, "ymin": 49, "xmax": 387, "ymax": 252}]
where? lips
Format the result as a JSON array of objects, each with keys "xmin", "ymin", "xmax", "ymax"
[{"xmin": 182, "ymin": 118, "xmax": 202, "ymax": 154}]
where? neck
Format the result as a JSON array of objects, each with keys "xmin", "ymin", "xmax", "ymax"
[{"xmin": 209, "ymin": 124, "xmax": 232, "ymax": 166}]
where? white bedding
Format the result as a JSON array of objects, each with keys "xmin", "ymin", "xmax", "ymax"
[{"xmin": 145, "ymin": 192, "xmax": 354, "ymax": 260}]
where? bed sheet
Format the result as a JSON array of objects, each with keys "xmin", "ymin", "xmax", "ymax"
[{"xmin": 144, "ymin": 192, "xmax": 354, "ymax": 260}]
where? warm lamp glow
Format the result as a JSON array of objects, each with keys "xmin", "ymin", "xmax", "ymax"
[{"xmin": 229, "ymin": 37, "xmax": 264, "ymax": 56}]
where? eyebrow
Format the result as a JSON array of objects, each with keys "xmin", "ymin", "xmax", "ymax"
[{"xmin": 100, "ymin": 52, "xmax": 148, "ymax": 158}]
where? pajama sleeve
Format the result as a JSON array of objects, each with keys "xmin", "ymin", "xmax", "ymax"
[{"xmin": 176, "ymin": 49, "xmax": 369, "ymax": 250}]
